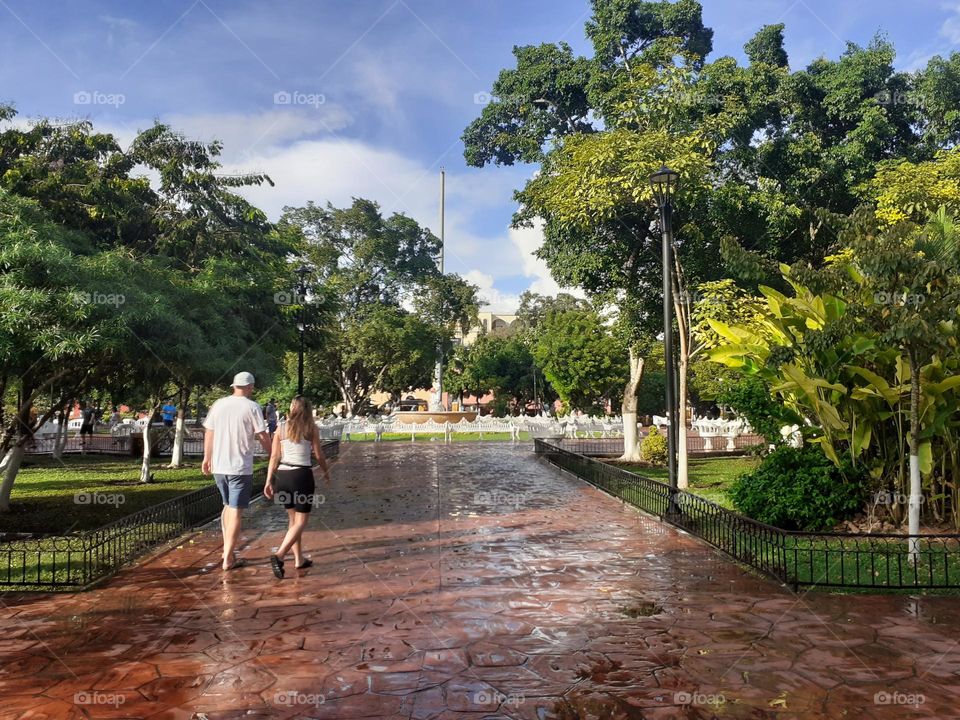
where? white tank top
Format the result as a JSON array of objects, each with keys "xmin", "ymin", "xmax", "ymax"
[{"xmin": 279, "ymin": 423, "xmax": 313, "ymax": 468}]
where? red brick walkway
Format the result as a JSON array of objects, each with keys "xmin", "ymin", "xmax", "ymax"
[{"xmin": 2, "ymin": 444, "xmax": 959, "ymax": 719}]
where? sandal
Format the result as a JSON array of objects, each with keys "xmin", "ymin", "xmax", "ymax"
[
  {"xmin": 270, "ymin": 555, "xmax": 285, "ymax": 579},
  {"xmin": 224, "ymin": 557, "xmax": 248, "ymax": 571},
  {"xmin": 295, "ymin": 558, "xmax": 313, "ymax": 569}
]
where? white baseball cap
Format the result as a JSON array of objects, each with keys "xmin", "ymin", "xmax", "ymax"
[{"xmin": 231, "ymin": 371, "xmax": 255, "ymax": 387}]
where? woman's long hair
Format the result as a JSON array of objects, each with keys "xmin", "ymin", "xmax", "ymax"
[{"xmin": 285, "ymin": 396, "xmax": 315, "ymax": 444}]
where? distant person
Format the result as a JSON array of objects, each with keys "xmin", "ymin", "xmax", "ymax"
[
  {"xmin": 161, "ymin": 401, "xmax": 177, "ymax": 427},
  {"xmin": 202, "ymin": 372, "xmax": 272, "ymax": 571},
  {"xmin": 79, "ymin": 403, "xmax": 96, "ymax": 441},
  {"xmin": 264, "ymin": 395, "xmax": 331, "ymax": 578},
  {"xmin": 264, "ymin": 398, "xmax": 278, "ymax": 434},
  {"xmin": 108, "ymin": 408, "xmax": 122, "ymax": 429}
]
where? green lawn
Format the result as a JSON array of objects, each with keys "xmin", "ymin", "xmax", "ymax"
[
  {"xmin": 4, "ymin": 456, "xmax": 221, "ymax": 534},
  {"xmin": 618, "ymin": 456, "xmax": 759, "ymax": 509}
]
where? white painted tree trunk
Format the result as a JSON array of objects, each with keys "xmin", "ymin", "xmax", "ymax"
[
  {"xmin": 52, "ymin": 413, "xmax": 68, "ymax": 460},
  {"xmin": 908, "ymin": 453, "xmax": 921, "ymax": 560},
  {"xmin": 0, "ymin": 445, "xmax": 25, "ymax": 512},
  {"xmin": 139, "ymin": 427, "xmax": 153, "ymax": 483},
  {"xmin": 619, "ymin": 349, "xmax": 645, "ymax": 462},
  {"xmin": 677, "ymin": 353, "xmax": 689, "ymax": 490},
  {"xmin": 169, "ymin": 407, "xmax": 186, "ymax": 468}
]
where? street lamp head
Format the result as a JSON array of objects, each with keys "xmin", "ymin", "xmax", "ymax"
[
  {"xmin": 649, "ymin": 165, "xmax": 680, "ymax": 207},
  {"xmin": 296, "ymin": 263, "xmax": 310, "ymax": 278}
]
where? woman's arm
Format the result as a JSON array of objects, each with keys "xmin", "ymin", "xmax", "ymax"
[
  {"xmin": 265, "ymin": 429, "xmax": 282, "ymax": 499},
  {"xmin": 312, "ymin": 425, "xmax": 331, "ymax": 483}
]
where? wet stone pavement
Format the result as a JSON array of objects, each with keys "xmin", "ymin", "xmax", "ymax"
[{"xmin": 2, "ymin": 444, "xmax": 960, "ymax": 719}]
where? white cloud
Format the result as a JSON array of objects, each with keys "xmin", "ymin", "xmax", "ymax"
[
  {"xmin": 465, "ymin": 270, "xmax": 522, "ymax": 314},
  {"xmin": 943, "ymin": 3, "xmax": 960, "ymax": 44},
  {"xmin": 508, "ymin": 220, "xmax": 585, "ymax": 298},
  {"xmin": 164, "ymin": 108, "xmax": 352, "ymax": 159}
]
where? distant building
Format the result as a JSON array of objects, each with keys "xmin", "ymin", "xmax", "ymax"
[{"xmin": 458, "ymin": 311, "xmax": 519, "ymax": 346}]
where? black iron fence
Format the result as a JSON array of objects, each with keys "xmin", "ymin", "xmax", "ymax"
[
  {"xmin": 1, "ymin": 441, "xmax": 339, "ymax": 592},
  {"xmin": 535, "ymin": 439, "xmax": 960, "ymax": 590},
  {"xmin": 554, "ymin": 435, "xmax": 766, "ymax": 457}
]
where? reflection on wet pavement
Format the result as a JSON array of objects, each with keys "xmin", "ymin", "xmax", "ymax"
[{"xmin": 2, "ymin": 443, "xmax": 959, "ymax": 718}]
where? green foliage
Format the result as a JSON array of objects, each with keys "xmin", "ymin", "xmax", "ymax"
[
  {"xmin": 640, "ymin": 426, "xmax": 668, "ymax": 465},
  {"xmin": 744, "ymin": 24, "xmax": 788, "ymax": 68},
  {"xmin": 515, "ymin": 291, "xmax": 591, "ymax": 332},
  {"xmin": 730, "ymin": 446, "xmax": 866, "ymax": 531},
  {"xmin": 445, "ymin": 334, "xmax": 548, "ymax": 413},
  {"xmin": 714, "ymin": 376, "xmax": 791, "ymax": 444},
  {"xmin": 532, "ymin": 308, "xmax": 627, "ymax": 413},
  {"xmin": 635, "ymin": 368, "xmax": 666, "ymax": 415},
  {"xmin": 281, "ymin": 198, "xmax": 465, "ymax": 413}
]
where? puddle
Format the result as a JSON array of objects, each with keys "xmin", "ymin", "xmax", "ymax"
[{"xmin": 620, "ymin": 601, "xmax": 663, "ymax": 618}]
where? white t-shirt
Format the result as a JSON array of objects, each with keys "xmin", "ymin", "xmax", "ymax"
[{"xmin": 203, "ymin": 395, "xmax": 267, "ymax": 475}]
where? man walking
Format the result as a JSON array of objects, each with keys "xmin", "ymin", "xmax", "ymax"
[
  {"xmin": 264, "ymin": 398, "xmax": 278, "ymax": 435},
  {"xmin": 202, "ymin": 372, "xmax": 272, "ymax": 571}
]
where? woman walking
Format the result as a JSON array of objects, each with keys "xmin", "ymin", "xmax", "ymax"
[{"xmin": 264, "ymin": 396, "xmax": 331, "ymax": 578}]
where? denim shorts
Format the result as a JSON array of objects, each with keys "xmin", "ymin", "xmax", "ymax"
[{"xmin": 214, "ymin": 474, "xmax": 253, "ymax": 509}]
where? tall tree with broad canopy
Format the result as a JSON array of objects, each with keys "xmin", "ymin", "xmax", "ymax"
[
  {"xmin": 0, "ymin": 112, "xmax": 295, "ymax": 503},
  {"xmin": 464, "ymin": 0, "xmax": 960, "ymax": 474},
  {"xmin": 532, "ymin": 308, "xmax": 628, "ymax": 414},
  {"xmin": 281, "ymin": 199, "xmax": 478, "ymax": 414}
]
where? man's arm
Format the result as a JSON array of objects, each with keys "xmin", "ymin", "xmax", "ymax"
[
  {"xmin": 202, "ymin": 429, "xmax": 214, "ymax": 475},
  {"xmin": 264, "ymin": 430, "xmax": 282, "ymax": 499},
  {"xmin": 256, "ymin": 431, "xmax": 271, "ymax": 456}
]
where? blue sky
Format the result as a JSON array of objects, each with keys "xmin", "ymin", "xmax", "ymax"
[{"xmin": 1, "ymin": 0, "xmax": 958, "ymax": 310}]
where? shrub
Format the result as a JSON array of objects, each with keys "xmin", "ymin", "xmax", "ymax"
[
  {"xmin": 641, "ymin": 427, "xmax": 668, "ymax": 466},
  {"xmin": 715, "ymin": 375, "xmax": 795, "ymax": 444},
  {"xmin": 729, "ymin": 446, "xmax": 866, "ymax": 531}
]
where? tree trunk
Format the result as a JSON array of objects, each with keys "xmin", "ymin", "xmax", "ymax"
[
  {"xmin": 52, "ymin": 406, "xmax": 68, "ymax": 459},
  {"xmin": 619, "ymin": 348, "xmax": 645, "ymax": 462},
  {"xmin": 677, "ymin": 350, "xmax": 689, "ymax": 490},
  {"xmin": 673, "ymin": 274, "xmax": 690, "ymax": 490},
  {"xmin": 908, "ymin": 350, "xmax": 922, "ymax": 561},
  {"xmin": 169, "ymin": 388, "xmax": 189, "ymax": 468},
  {"xmin": 0, "ymin": 395, "xmax": 34, "ymax": 511},
  {"xmin": 140, "ymin": 426, "xmax": 153, "ymax": 483},
  {"xmin": 0, "ymin": 444, "xmax": 26, "ymax": 512},
  {"xmin": 140, "ymin": 406, "xmax": 158, "ymax": 484}
]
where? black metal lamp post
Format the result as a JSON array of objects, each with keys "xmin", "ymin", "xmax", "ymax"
[
  {"xmin": 650, "ymin": 166, "xmax": 680, "ymax": 512},
  {"xmin": 296, "ymin": 263, "xmax": 309, "ymax": 396}
]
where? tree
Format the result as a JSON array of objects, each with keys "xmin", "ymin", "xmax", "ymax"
[
  {"xmin": 281, "ymin": 199, "xmax": 449, "ymax": 414},
  {"xmin": 0, "ymin": 111, "xmax": 296, "ymax": 504},
  {"xmin": 532, "ymin": 308, "xmax": 627, "ymax": 413},
  {"xmin": 708, "ymin": 210, "xmax": 960, "ymax": 541},
  {"xmin": 444, "ymin": 334, "xmax": 544, "ymax": 414},
  {"xmin": 464, "ymin": 0, "xmax": 726, "ymax": 462},
  {"xmin": 515, "ymin": 291, "xmax": 590, "ymax": 331}
]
